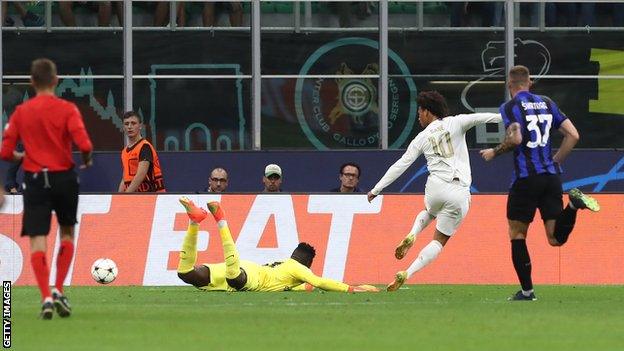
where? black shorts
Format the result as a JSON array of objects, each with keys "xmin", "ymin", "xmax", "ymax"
[
  {"xmin": 507, "ymin": 173, "xmax": 563, "ymax": 223},
  {"xmin": 21, "ymin": 169, "xmax": 79, "ymax": 237}
]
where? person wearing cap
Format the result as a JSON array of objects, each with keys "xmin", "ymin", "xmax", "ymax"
[{"xmin": 263, "ymin": 164, "xmax": 282, "ymax": 192}]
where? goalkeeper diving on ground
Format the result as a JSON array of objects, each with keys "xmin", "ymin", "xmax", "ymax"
[{"xmin": 176, "ymin": 197, "xmax": 379, "ymax": 293}]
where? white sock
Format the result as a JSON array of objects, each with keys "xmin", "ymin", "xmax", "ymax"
[
  {"xmin": 409, "ymin": 210, "xmax": 434, "ymax": 238},
  {"xmin": 406, "ymin": 240, "xmax": 443, "ymax": 278}
]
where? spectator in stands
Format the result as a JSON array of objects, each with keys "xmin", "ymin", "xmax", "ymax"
[
  {"xmin": 546, "ymin": 3, "xmax": 573, "ymax": 26},
  {"xmin": 520, "ymin": 3, "xmax": 540, "ymax": 27},
  {"xmin": 575, "ymin": 2, "xmax": 624, "ymax": 27},
  {"xmin": 331, "ymin": 162, "xmax": 362, "ymax": 193},
  {"xmin": 202, "ymin": 2, "xmax": 243, "ymax": 27},
  {"xmin": 207, "ymin": 167, "xmax": 229, "ymax": 193},
  {"xmin": 331, "ymin": 2, "xmax": 371, "ymax": 28},
  {"xmin": 610, "ymin": 3, "xmax": 624, "ymax": 26},
  {"xmin": 546, "ymin": 2, "xmax": 594, "ymax": 27},
  {"xmin": 493, "ymin": 3, "xmax": 546, "ymax": 27},
  {"xmin": 154, "ymin": 1, "xmax": 186, "ymax": 26},
  {"xmin": 450, "ymin": 2, "xmax": 495, "ymax": 27},
  {"xmin": 449, "ymin": 2, "xmax": 466, "ymax": 27},
  {"xmin": 263, "ymin": 164, "xmax": 282, "ymax": 193},
  {"xmin": 2, "ymin": 1, "xmax": 43, "ymax": 26},
  {"xmin": 59, "ymin": 1, "xmax": 123, "ymax": 27}
]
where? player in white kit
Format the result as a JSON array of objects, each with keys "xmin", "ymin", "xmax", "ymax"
[{"xmin": 366, "ymin": 91, "xmax": 502, "ymax": 291}]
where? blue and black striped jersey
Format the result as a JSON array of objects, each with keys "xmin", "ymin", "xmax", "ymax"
[{"xmin": 500, "ymin": 91, "xmax": 567, "ymax": 181}]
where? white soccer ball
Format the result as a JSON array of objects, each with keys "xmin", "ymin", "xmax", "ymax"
[{"xmin": 91, "ymin": 258, "xmax": 118, "ymax": 284}]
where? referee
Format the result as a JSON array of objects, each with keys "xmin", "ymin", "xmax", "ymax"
[{"xmin": 0, "ymin": 58, "xmax": 93, "ymax": 319}]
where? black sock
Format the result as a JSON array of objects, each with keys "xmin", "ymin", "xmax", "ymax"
[
  {"xmin": 511, "ymin": 239, "xmax": 532, "ymax": 291},
  {"xmin": 554, "ymin": 205, "xmax": 577, "ymax": 245}
]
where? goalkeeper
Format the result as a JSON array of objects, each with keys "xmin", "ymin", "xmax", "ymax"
[{"xmin": 176, "ymin": 197, "xmax": 378, "ymax": 293}]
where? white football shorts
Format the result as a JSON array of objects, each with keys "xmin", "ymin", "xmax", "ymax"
[{"xmin": 424, "ymin": 175, "xmax": 471, "ymax": 236}]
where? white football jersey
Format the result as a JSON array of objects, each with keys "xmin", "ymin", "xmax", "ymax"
[{"xmin": 371, "ymin": 113, "xmax": 502, "ymax": 195}]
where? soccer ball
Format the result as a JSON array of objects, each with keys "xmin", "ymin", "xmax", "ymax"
[{"xmin": 91, "ymin": 258, "xmax": 118, "ymax": 284}]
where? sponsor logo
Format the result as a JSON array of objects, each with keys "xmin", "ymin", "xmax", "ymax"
[{"xmin": 1, "ymin": 194, "xmax": 622, "ymax": 286}]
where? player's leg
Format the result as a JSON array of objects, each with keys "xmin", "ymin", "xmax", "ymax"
[
  {"xmin": 547, "ymin": 184, "xmax": 600, "ymax": 246},
  {"xmin": 207, "ymin": 201, "xmax": 248, "ymax": 289},
  {"xmin": 48, "ymin": 170, "xmax": 80, "ymax": 317},
  {"xmin": 29, "ymin": 235, "xmax": 54, "ymax": 319},
  {"xmin": 506, "ymin": 177, "xmax": 539, "ymax": 301},
  {"xmin": 394, "ymin": 209, "xmax": 435, "ymax": 260},
  {"xmin": 506, "ymin": 177, "xmax": 539, "ymax": 300},
  {"xmin": 539, "ymin": 174, "xmax": 565, "ymax": 246},
  {"xmin": 178, "ymin": 265, "xmax": 211, "ymax": 287},
  {"xmin": 508, "ymin": 220, "xmax": 536, "ymax": 300},
  {"xmin": 388, "ymin": 183, "xmax": 468, "ymax": 291},
  {"xmin": 387, "ymin": 230, "xmax": 448, "ymax": 292},
  {"xmin": 388, "ymin": 209, "xmax": 458, "ymax": 291},
  {"xmin": 395, "ymin": 184, "xmax": 439, "ymax": 260},
  {"xmin": 176, "ymin": 223, "xmax": 212, "ymax": 287},
  {"xmin": 50, "ymin": 225, "xmax": 75, "ymax": 317},
  {"xmin": 177, "ymin": 197, "xmax": 211, "ymax": 287},
  {"xmin": 22, "ymin": 171, "xmax": 55, "ymax": 318}
]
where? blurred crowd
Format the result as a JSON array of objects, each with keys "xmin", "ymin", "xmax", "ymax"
[{"xmin": 2, "ymin": 2, "xmax": 622, "ymax": 28}]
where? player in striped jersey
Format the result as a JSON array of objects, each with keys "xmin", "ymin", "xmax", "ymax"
[{"xmin": 480, "ymin": 65, "xmax": 600, "ymax": 301}]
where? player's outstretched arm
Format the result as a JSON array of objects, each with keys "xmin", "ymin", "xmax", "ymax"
[
  {"xmin": 457, "ymin": 112, "xmax": 502, "ymax": 132},
  {"xmin": 480, "ymin": 122, "xmax": 522, "ymax": 161},
  {"xmin": 368, "ymin": 137, "xmax": 423, "ymax": 201},
  {"xmin": 367, "ymin": 191, "xmax": 377, "ymax": 203},
  {"xmin": 294, "ymin": 265, "xmax": 379, "ymax": 292},
  {"xmin": 351, "ymin": 284, "xmax": 380, "ymax": 292}
]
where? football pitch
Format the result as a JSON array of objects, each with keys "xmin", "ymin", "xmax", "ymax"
[{"xmin": 11, "ymin": 285, "xmax": 624, "ymax": 351}]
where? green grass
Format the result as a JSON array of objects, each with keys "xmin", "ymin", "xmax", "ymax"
[{"xmin": 10, "ymin": 285, "xmax": 624, "ymax": 351}]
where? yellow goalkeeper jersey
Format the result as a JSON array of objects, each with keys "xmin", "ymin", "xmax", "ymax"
[{"xmin": 200, "ymin": 258, "xmax": 350, "ymax": 292}]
